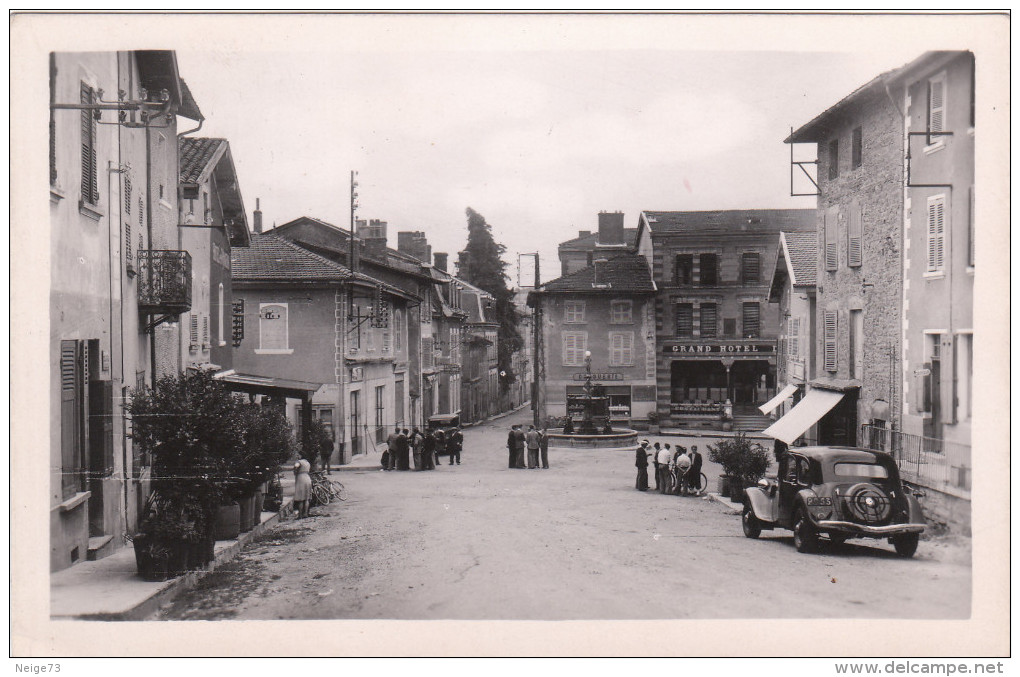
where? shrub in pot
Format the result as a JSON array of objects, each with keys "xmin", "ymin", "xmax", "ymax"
[{"xmin": 708, "ymin": 434, "xmax": 771, "ymax": 500}]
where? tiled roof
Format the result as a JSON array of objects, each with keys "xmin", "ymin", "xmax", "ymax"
[
  {"xmin": 559, "ymin": 228, "xmax": 638, "ymax": 250},
  {"xmin": 232, "ymin": 234, "xmax": 354, "ymax": 282},
  {"xmin": 643, "ymin": 209, "xmax": 815, "ymax": 234},
  {"xmin": 179, "ymin": 137, "xmax": 225, "ymax": 184},
  {"xmin": 781, "ymin": 231, "xmax": 817, "ymax": 287},
  {"xmin": 538, "ymin": 253, "xmax": 655, "ymax": 294}
]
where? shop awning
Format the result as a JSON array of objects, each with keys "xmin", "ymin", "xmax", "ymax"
[
  {"xmin": 758, "ymin": 383, "xmax": 800, "ymax": 415},
  {"xmin": 213, "ymin": 371, "xmax": 322, "ymax": 398},
  {"xmin": 762, "ymin": 388, "xmax": 845, "ymax": 444}
]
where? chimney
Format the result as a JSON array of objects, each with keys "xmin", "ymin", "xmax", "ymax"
[
  {"xmin": 578, "ymin": 230, "xmax": 591, "ymax": 238},
  {"xmin": 253, "ymin": 198, "xmax": 263, "ymax": 234},
  {"xmin": 434, "ymin": 252, "xmax": 449, "ymax": 272},
  {"xmin": 456, "ymin": 250, "xmax": 470, "ymax": 278},
  {"xmin": 397, "ymin": 231, "xmax": 432, "ymax": 264},
  {"xmin": 596, "ymin": 211, "xmax": 625, "ymax": 246},
  {"xmin": 356, "ymin": 218, "xmax": 388, "ymax": 261}
]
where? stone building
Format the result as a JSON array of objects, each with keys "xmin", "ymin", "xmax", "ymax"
[{"xmin": 634, "ymin": 209, "xmax": 815, "ymax": 430}]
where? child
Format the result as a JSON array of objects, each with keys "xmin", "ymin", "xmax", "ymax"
[{"xmin": 293, "ymin": 459, "xmax": 312, "ymax": 519}]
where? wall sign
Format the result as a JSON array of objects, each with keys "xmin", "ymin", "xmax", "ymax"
[
  {"xmin": 572, "ymin": 372, "xmax": 624, "ymax": 381},
  {"xmin": 662, "ymin": 341, "xmax": 775, "ymax": 355}
]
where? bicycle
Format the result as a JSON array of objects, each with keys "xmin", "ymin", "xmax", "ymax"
[
  {"xmin": 310, "ymin": 470, "xmax": 348, "ymax": 506},
  {"xmin": 670, "ymin": 464, "xmax": 708, "ymax": 496}
]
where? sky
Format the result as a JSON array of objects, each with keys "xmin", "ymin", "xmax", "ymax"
[{"xmin": 175, "ymin": 31, "xmax": 924, "ymax": 287}]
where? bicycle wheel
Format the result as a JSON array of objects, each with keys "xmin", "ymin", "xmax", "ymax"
[
  {"xmin": 331, "ymin": 481, "xmax": 348, "ymax": 501},
  {"xmin": 699, "ymin": 473, "xmax": 709, "ymax": 495},
  {"xmin": 311, "ymin": 483, "xmax": 331, "ymax": 506}
]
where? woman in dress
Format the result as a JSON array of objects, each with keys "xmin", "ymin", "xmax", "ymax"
[{"xmin": 292, "ymin": 459, "xmax": 312, "ymax": 519}]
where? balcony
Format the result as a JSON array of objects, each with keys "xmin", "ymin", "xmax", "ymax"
[{"xmin": 137, "ymin": 250, "xmax": 192, "ymax": 315}]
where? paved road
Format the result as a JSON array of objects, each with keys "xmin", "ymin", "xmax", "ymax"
[{"xmin": 157, "ymin": 409, "xmax": 971, "ymax": 620}]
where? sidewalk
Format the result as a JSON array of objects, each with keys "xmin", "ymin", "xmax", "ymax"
[
  {"xmin": 657, "ymin": 427, "xmax": 772, "ymax": 440},
  {"xmin": 50, "ymin": 476, "xmax": 297, "ymax": 621}
]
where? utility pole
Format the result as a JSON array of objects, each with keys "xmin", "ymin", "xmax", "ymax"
[{"xmin": 520, "ymin": 253, "xmax": 542, "ymax": 428}]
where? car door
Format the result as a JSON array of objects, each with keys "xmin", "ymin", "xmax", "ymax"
[{"xmin": 777, "ymin": 454, "xmax": 801, "ymax": 527}]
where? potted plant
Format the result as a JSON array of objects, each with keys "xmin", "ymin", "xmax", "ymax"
[
  {"xmin": 646, "ymin": 410, "xmax": 660, "ymax": 434},
  {"xmin": 708, "ymin": 434, "xmax": 771, "ymax": 499}
]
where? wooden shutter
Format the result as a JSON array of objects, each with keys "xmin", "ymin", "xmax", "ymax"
[
  {"xmin": 742, "ymin": 253, "xmax": 760, "ymax": 284},
  {"xmin": 700, "ymin": 303, "xmax": 717, "ymax": 337},
  {"xmin": 202, "ymin": 314, "xmax": 210, "ymax": 348},
  {"xmin": 928, "ymin": 76, "xmax": 945, "ymax": 139},
  {"xmin": 676, "ymin": 303, "xmax": 693, "ymax": 337},
  {"xmin": 848, "ymin": 202, "xmax": 863, "ymax": 267},
  {"xmin": 789, "ymin": 317, "xmax": 800, "ymax": 358},
  {"xmin": 742, "ymin": 302, "xmax": 760, "ymax": 338},
  {"xmin": 80, "ymin": 83, "xmax": 97, "ymax": 205},
  {"xmin": 823, "ymin": 311, "xmax": 837, "ymax": 372},
  {"xmin": 927, "ymin": 196, "xmax": 945, "ymax": 272},
  {"xmin": 60, "ymin": 340, "xmax": 85, "ymax": 499},
  {"xmin": 190, "ymin": 314, "xmax": 199, "ymax": 347},
  {"xmin": 824, "ymin": 208, "xmax": 838, "ymax": 271}
]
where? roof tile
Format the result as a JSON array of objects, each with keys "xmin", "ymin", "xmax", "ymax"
[
  {"xmin": 539, "ymin": 253, "xmax": 655, "ymax": 294},
  {"xmin": 782, "ymin": 231, "xmax": 817, "ymax": 286}
]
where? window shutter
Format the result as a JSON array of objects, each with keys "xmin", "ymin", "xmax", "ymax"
[
  {"xmin": 700, "ymin": 303, "xmax": 717, "ymax": 337},
  {"xmin": 190, "ymin": 314, "xmax": 199, "ymax": 347},
  {"xmin": 823, "ymin": 311, "xmax": 837, "ymax": 372},
  {"xmin": 929, "ymin": 77, "xmax": 945, "ymax": 138},
  {"xmin": 60, "ymin": 340, "xmax": 83, "ymax": 499},
  {"xmin": 49, "ymin": 54, "xmax": 57, "ymax": 185},
  {"xmin": 824, "ymin": 208, "xmax": 838, "ymax": 271},
  {"xmin": 927, "ymin": 196, "xmax": 946, "ymax": 272},
  {"xmin": 80, "ymin": 83, "xmax": 94, "ymax": 204},
  {"xmin": 789, "ymin": 317, "xmax": 800, "ymax": 358},
  {"xmin": 676, "ymin": 303, "xmax": 693, "ymax": 337},
  {"xmin": 202, "ymin": 314, "xmax": 210, "ymax": 348},
  {"xmin": 742, "ymin": 253, "xmax": 760, "ymax": 284},
  {"xmin": 848, "ymin": 202, "xmax": 863, "ymax": 267},
  {"xmin": 742, "ymin": 302, "xmax": 760, "ymax": 338}
]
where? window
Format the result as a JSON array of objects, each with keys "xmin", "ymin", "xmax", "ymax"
[
  {"xmin": 926, "ymin": 195, "xmax": 946, "ymax": 273},
  {"xmin": 394, "ymin": 379, "xmax": 405, "ymax": 428},
  {"xmin": 562, "ymin": 331, "xmax": 587, "ymax": 366},
  {"xmin": 257, "ymin": 303, "xmax": 290, "ymax": 353},
  {"xmin": 350, "ymin": 390, "xmax": 361, "ymax": 454},
  {"xmin": 742, "ymin": 302, "xmax": 760, "ymax": 338},
  {"xmin": 824, "ymin": 207, "xmax": 838, "ymax": 271},
  {"xmin": 823, "ymin": 311, "xmax": 838, "ymax": 372},
  {"xmin": 394, "ymin": 310, "xmax": 404, "ymax": 351},
  {"xmin": 968, "ymin": 186, "xmax": 975, "ymax": 268},
  {"xmin": 849, "ymin": 309, "xmax": 863, "ymax": 379},
  {"xmin": 189, "ymin": 314, "xmax": 199, "ymax": 351},
  {"xmin": 80, "ymin": 82, "xmax": 99, "ymax": 205},
  {"xmin": 676, "ymin": 303, "xmax": 694, "ymax": 337},
  {"xmin": 741, "ymin": 253, "xmax": 760, "ymax": 285},
  {"xmin": 564, "ymin": 300, "xmax": 586, "ymax": 323},
  {"xmin": 218, "ymin": 284, "xmax": 225, "ymax": 345},
  {"xmin": 698, "ymin": 254, "xmax": 718, "ymax": 286},
  {"xmin": 202, "ymin": 314, "xmax": 210, "ymax": 350},
  {"xmin": 828, "ymin": 138, "xmax": 839, "ymax": 180},
  {"xmin": 851, "ymin": 126, "xmax": 863, "ymax": 169},
  {"xmin": 788, "ymin": 317, "xmax": 801, "ymax": 359},
  {"xmin": 848, "ymin": 202, "xmax": 863, "ymax": 267},
  {"xmin": 421, "ymin": 337, "xmax": 434, "ymax": 370},
  {"xmin": 124, "ymin": 176, "xmax": 133, "ymax": 265},
  {"xmin": 674, "ymin": 254, "xmax": 693, "ymax": 285},
  {"xmin": 608, "ymin": 332, "xmax": 634, "ymax": 366},
  {"xmin": 927, "ymin": 72, "xmax": 946, "ymax": 145},
  {"xmin": 375, "ymin": 385, "xmax": 385, "ymax": 442},
  {"xmin": 699, "ymin": 303, "xmax": 717, "ymax": 338},
  {"xmin": 610, "ymin": 300, "xmax": 633, "ymax": 324}
]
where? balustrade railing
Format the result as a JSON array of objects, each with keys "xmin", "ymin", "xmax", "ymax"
[
  {"xmin": 137, "ymin": 250, "xmax": 192, "ymax": 315},
  {"xmin": 860, "ymin": 424, "xmax": 971, "ymax": 496}
]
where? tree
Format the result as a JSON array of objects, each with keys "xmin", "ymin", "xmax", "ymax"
[{"xmin": 460, "ymin": 207, "xmax": 523, "ymax": 392}]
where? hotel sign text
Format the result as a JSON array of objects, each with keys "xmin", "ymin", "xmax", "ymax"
[{"xmin": 663, "ymin": 342, "xmax": 775, "ymax": 355}]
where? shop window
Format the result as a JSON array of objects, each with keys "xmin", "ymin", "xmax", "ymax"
[
  {"xmin": 741, "ymin": 302, "xmax": 760, "ymax": 339},
  {"xmin": 257, "ymin": 303, "xmax": 291, "ymax": 353},
  {"xmin": 926, "ymin": 195, "xmax": 946, "ymax": 274},
  {"xmin": 698, "ymin": 254, "xmax": 718, "ymax": 286},
  {"xmin": 562, "ymin": 331, "xmax": 587, "ymax": 366},
  {"xmin": 676, "ymin": 303, "xmax": 694, "ymax": 337},
  {"xmin": 609, "ymin": 332, "xmax": 634, "ymax": 367},
  {"xmin": 823, "ymin": 311, "xmax": 838, "ymax": 372},
  {"xmin": 828, "ymin": 138, "xmax": 839, "ymax": 180},
  {"xmin": 296, "ymin": 406, "xmax": 335, "ymax": 442},
  {"xmin": 674, "ymin": 254, "xmax": 693, "ymax": 285},
  {"xmin": 927, "ymin": 72, "xmax": 946, "ymax": 146},
  {"xmin": 852, "ymin": 126, "xmax": 863, "ymax": 169},
  {"xmin": 610, "ymin": 300, "xmax": 632, "ymax": 324},
  {"xmin": 80, "ymin": 82, "xmax": 99, "ymax": 206},
  {"xmin": 699, "ymin": 303, "xmax": 717, "ymax": 338},
  {"xmin": 848, "ymin": 202, "xmax": 863, "ymax": 268},
  {"xmin": 564, "ymin": 300, "xmax": 586, "ymax": 323},
  {"xmin": 741, "ymin": 253, "xmax": 760, "ymax": 285}
]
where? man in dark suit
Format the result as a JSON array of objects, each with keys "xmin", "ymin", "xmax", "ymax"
[
  {"xmin": 385, "ymin": 426, "xmax": 401, "ymax": 471},
  {"xmin": 689, "ymin": 444, "xmax": 704, "ymax": 494},
  {"xmin": 507, "ymin": 426, "xmax": 516, "ymax": 468},
  {"xmin": 449, "ymin": 427, "xmax": 463, "ymax": 465}
]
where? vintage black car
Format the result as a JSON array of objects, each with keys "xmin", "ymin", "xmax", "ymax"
[
  {"xmin": 426, "ymin": 413, "xmax": 461, "ymax": 455},
  {"xmin": 741, "ymin": 446, "xmax": 927, "ymax": 557}
]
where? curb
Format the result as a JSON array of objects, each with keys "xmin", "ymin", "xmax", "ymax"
[
  {"xmin": 705, "ymin": 492, "xmax": 742, "ymax": 515},
  {"xmin": 69, "ymin": 498, "xmax": 295, "ymax": 621}
]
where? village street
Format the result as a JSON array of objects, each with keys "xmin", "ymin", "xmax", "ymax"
[{"xmin": 157, "ymin": 408, "xmax": 971, "ymax": 621}]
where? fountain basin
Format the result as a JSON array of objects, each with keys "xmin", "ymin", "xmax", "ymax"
[{"xmin": 546, "ymin": 429, "xmax": 638, "ymax": 449}]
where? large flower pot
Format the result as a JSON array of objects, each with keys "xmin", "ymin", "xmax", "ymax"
[
  {"xmin": 168, "ymin": 540, "xmax": 190, "ymax": 577},
  {"xmin": 213, "ymin": 503, "xmax": 241, "ymax": 541},
  {"xmin": 238, "ymin": 495, "xmax": 255, "ymax": 532},
  {"xmin": 717, "ymin": 476, "xmax": 730, "ymax": 497}
]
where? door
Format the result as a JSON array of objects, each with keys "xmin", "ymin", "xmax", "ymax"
[{"xmin": 60, "ymin": 340, "xmax": 87, "ymax": 500}]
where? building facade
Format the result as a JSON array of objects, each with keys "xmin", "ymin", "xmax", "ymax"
[
  {"xmin": 635, "ymin": 209, "xmax": 815, "ymax": 429},
  {"xmin": 557, "ymin": 212, "xmax": 637, "ymax": 277},
  {"xmin": 529, "ymin": 253, "xmax": 657, "ymax": 426}
]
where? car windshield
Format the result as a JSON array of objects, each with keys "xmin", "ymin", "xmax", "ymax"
[{"xmin": 833, "ymin": 462, "xmax": 890, "ymax": 479}]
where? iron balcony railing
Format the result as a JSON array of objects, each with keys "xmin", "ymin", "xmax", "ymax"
[
  {"xmin": 860, "ymin": 424, "xmax": 971, "ymax": 496},
  {"xmin": 137, "ymin": 250, "xmax": 192, "ymax": 315}
]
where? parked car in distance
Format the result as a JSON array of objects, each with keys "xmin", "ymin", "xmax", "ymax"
[
  {"xmin": 741, "ymin": 446, "xmax": 927, "ymax": 557},
  {"xmin": 426, "ymin": 413, "xmax": 461, "ymax": 455}
]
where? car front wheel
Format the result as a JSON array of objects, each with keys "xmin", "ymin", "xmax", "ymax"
[
  {"xmin": 742, "ymin": 504, "xmax": 761, "ymax": 539},
  {"xmin": 793, "ymin": 508, "xmax": 819, "ymax": 554},
  {"xmin": 892, "ymin": 533, "xmax": 919, "ymax": 558}
]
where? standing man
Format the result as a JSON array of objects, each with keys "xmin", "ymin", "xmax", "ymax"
[
  {"xmin": 507, "ymin": 426, "xmax": 517, "ymax": 469},
  {"xmin": 385, "ymin": 426, "xmax": 401, "ymax": 471},
  {"xmin": 635, "ymin": 440, "xmax": 650, "ymax": 491},
  {"xmin": 319, "ymin": 430, "xmax": 334, "ymax": 475},
  {"xmin": 434, "ymin": 428, "xmax": 446, "ymax": 468},
  {"xmin": 651, "ymin": 442, "xmax": 662, "ymax": 491},
  {"xmin": 449, "ymin": 427, "xmax": 463, "ymax": 466},
  {"xmin": 397, "ymin": 429, "xmax": 411, "ymax": 470},
  {"xmin": 689, "ymin": 444, "xmax": 704, "ymax": 495},
  {"xmin": 513, "ymin": 425, "xmax": 527, "ymax": 469},
  {"xmin": 422, "ymin": 430, "xmax": 436, "ymax": 470},
  {"xmin": 525, "ymin": 425, "xmax": 540, "ymax": 469},
  {"xmin": 656, "ymin": 443, "xmax": 672, "ymax": 494},
  {"xmin": 410, "ymin": 427, "xmax": 424, "ymax": 470},
  {"xmin": 539, "ymin": 425, "xmax": 550, "ymax": 469}
]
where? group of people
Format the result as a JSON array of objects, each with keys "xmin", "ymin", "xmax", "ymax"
[
  {"xmin": 506, "ymin": 424, "xmax": 550, "ymax": 469},
  {"xmin": 634, "ymin": 439, "xmax": 704, "ymax": 496},
  {"xmin": 382, "ymin": 426, "xmax": 464, "ymax": 472}
]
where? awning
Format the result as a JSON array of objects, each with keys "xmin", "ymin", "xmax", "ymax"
[
  {"xmin": 759, "ymin": 383, "xmax": 800, "ymax": 415},
  {"xmin": 214, "ymin": 371, "xmax": 322, "ymax": 399},
  {"xmin": 762, "ymin": 388, "xmax": 845, "ymax": 444}
]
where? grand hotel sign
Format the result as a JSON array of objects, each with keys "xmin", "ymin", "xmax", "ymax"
[{"xmin": 662, "ymin": 340, "xmax": 776, "ymax": 355}]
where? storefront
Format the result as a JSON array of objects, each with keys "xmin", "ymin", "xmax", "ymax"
[{"xmin": 661, "ymin": 340, "xmax": 777, "ymax": 421}]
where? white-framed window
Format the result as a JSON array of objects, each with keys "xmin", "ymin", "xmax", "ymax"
[
  {"xmin": 256, "ymin": 302, "xmax": 292, "ymax": 354},
  {"xmin": 562, "ymin": 331, "xmax": 587, "ymax": 366},
  {"xmin": 926, "ymin": 194, "xmax": 946, "ymax": 274},
  {"xmin": 608, "ymin": 331, "xmax": 634, "ymax": 367},
  {"xmin": 927, "ymin": 72, "xmax": 946, "ymax": 147},
  {"xmin": 564, "ymin": 300, "xmax": 586, "ymax": 323},
  {"xmin": 610, "ymin": 299, "xmax": 633, "ymax": 324}
]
